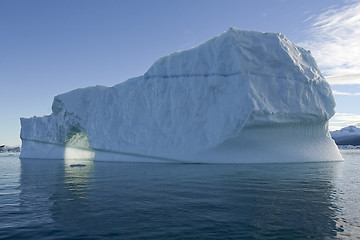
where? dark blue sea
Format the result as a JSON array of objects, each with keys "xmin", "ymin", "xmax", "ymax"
[{"xmin": 1, "ymin": 148, "xmax": 360, "ymax": 239}]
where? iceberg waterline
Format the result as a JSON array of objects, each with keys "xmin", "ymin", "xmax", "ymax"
[{"xmin": 20, "ymin": 28, "xmax": 343, "ymax": 163}]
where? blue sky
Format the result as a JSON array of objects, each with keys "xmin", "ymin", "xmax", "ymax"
[{"xmin": 1, "ymin": 0, "xmax": 360, "ymax": 146}]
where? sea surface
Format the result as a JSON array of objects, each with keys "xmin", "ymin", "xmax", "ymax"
[{"xmin": 1, "ymin": 148, "xmax": 360, "ymax": 239}]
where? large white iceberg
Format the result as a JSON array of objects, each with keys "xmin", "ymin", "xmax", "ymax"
[{"xmin": 20, "ymin": 28, "xmax": 343, "ymax": 163}]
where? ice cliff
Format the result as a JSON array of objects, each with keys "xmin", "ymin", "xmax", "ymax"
[{"xmin": 20, "ymin": 28, "xmax": 343, "ymax": 163}]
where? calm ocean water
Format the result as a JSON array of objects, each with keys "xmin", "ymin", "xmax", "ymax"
[{"xmin": 1, "ymin": 149, "xmax": 360, "ymax": 239}]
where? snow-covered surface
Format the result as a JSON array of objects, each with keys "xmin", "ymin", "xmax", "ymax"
[
  {"xmin": 331, "ymin": 125, "xmax": 360, "ymax": 146},
  {"xmin": 20, "ymin": 28, "xmax": 343, "ymax": 162}
]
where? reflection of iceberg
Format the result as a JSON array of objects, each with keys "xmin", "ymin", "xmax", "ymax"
[
  {"xmin": 20, "ymin": 28, "xmax": 342, "ymax": 163},
  {"xmin": 64, "ymin": 158, "xmax": 93, "ymax": 197},
  {"xmin": 17, "ymin": 159, "xmax": 343, "ymax": 238},
  {"xmin": 18, "ymin": 158, "xmax": 93, "ymax": 236},
  {"xmin": 19, "ymin": 159, "xmax": 60, "ymax": 228}
]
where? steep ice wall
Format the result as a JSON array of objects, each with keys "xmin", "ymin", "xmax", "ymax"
[{"xmin": 20, "ymin": 28, "xmax": 343, "ymax": 162}]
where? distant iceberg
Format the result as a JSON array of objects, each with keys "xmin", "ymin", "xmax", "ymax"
[
  {"xmin": 331, "ymin": 125, "xmax": 360, "ymax": 146},
  {"xmin": 0, "ymin": 145, "xmax": 20, "ymax": 153},
  {"xmin": 20, "ymin": 28, "xmax": 343, "ymax": 163}
]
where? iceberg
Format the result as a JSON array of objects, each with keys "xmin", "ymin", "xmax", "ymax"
[
  {"xmin": 331, "ymin": 125, "xmax": 360, "ymax": 146},
  {"xmin": 0, "ymin": 145, "xmax": 20, "ymax": 153},
  {"xmin": 20, "ymin": 28, "xmax": 343, "ymax": 163}
]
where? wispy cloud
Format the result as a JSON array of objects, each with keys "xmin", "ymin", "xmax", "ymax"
[
  {"xmin": 329, "ymin": 113, "xmax": 360, "ymax": 130},
  {"xmin": 300, "ymin": 2, "xmax": 360, "ymax": 85},
  {"xmin": 303, "ymin": 14, "xmax": 315, "ymax": 23},
  {"xmin": 326, "ymin": 74, "xmax": 360, "ymax": 85},
  {"xmin": 332, "ymin": 90, "xmax": 360, "ymax": 96}
]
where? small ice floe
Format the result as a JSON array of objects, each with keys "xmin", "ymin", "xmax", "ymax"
[{"xmin": 70, "ymin": 164, "xmax": 87, "ymax": 167}]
